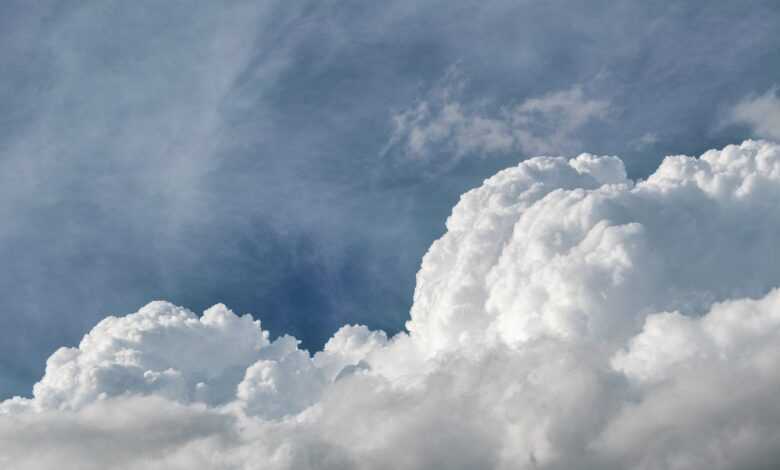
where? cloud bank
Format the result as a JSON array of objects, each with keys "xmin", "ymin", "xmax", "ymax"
[{"xmin": 4, "ymin": 140, "xmax": 780, "ymax": 469}]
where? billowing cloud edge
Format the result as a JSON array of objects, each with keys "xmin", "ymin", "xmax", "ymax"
[{"xmin": 4, "ymin": 140, "xmax": 780, "ymax": 470}]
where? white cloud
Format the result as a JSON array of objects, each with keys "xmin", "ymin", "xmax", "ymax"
[
  {"xmin": 5, "ymin": 140, "xmax": 780, "ymax": 469},
  {"xmin": 730, "ymin": 86, "xmax": 780, "ymax": 140},
  {"xmin": 631, "ymin": 132, "xmax": 659, "ymax": 150},
  {"xmin": 385, "ymin": 71, "xmax": 610, "ymax": 162},
  {"xmin": 0, "ymin": 396, "xmax": 234, "ymax": 470}
]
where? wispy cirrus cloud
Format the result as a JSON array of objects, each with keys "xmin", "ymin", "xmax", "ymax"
[{"xmin": 384, "ymin": 69, "xmax": 610, "ymax": 163}]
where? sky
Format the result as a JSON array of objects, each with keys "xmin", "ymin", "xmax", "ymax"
[
  {"xmin": 3, "ymin": 0, "xmax": 779, "ymax": 398},
  {"xmin": 2, "ymin": 2, "xmax": 780, "ymax": 467}
]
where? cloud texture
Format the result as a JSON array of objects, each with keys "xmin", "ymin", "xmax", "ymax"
[
  {"xmin": 731, "ymin": 86, "xmax": 780, "ymax": 140},
  {"xmin": 4, "ymin": 140, "xmax": 780, "ymax": 469},
  {"xmin": 385, "ymin": 70, "xmax": 611, "ymax": 164}
]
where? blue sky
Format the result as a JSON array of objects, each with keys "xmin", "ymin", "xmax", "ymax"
[{"xmin": 1, "ymin": 0, "xmax": 779, "ymax": 400}]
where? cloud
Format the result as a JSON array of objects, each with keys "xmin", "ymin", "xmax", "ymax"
[
  {"xmin": 730, "ymin": 86, "xmax": 780, "ymax": 140},
  {"xmin": 384, "ymin": 69, "xmax": 610, "ymax": 163},
  {"xmin": 4, "ymin": 0, "xmax": 780, "ymax": 403},
  {"xmin": 602, "ymin": 290, "xmax": 780, "ymax": 468},
  {"xmin": 0, "ymin": 396, "xmax": 234, "ymax": 470},
  {"xmin": 5, "ymin": 140, "xmax": 780, "ymax": 469}
]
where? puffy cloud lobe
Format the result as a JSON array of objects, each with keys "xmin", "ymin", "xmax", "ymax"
[
  {"xmin": 410, "ymin": 140, "xmax": 780, "ymax": 356},
  {"xmin": 408, "ymin": 152, "xmax": 630, "ymax": 354},
  {"xmin": 601, "ymin": 289, "xmax": 780, "ymax": 469},
  {"xmin": 4, "ymin": 140, "xmax": 780, "ymax": 469},
  {"xmin": 236, "ymin": 338, "xmax": 325, "ymax": 420},
  {"xmin": 25, "ymin": 302, "xmax": 272, "ymax": 411}
]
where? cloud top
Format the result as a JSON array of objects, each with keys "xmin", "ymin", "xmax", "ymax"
[{"xmin": 4, "ymin": 140, "xmax": 780, "ymax": 469}]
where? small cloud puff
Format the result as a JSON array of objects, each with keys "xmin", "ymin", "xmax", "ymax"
[
  {"xmin": 384, "ymin": 69, "xmax": 610, "ymax": 165},
  {"xmin": 730, "ymin": 86, "xmax": 780, "ymax": 140},
  {"xmin": 4, "ymin": 140, "xmax": 780, "ymax": 469}
]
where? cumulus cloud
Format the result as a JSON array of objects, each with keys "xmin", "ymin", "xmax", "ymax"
[
  {"xmin": 730, "ymin": 86, "xmax": 780, "ymax": 140},
  {"xmin": 5, "ymin": 140, "xmax": 780, "ymax": 469},
  {"xmin": 0, "ymin": 396, "xmax": 233, "ymax": 470},
  {"xmin": 384, "ymin": 70, "xmax": 610, "ymax": 163}
]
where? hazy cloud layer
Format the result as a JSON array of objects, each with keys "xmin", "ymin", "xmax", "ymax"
[{"xmin": 4, "ymin": 141, "xmax": 780, "ymax": 469}]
